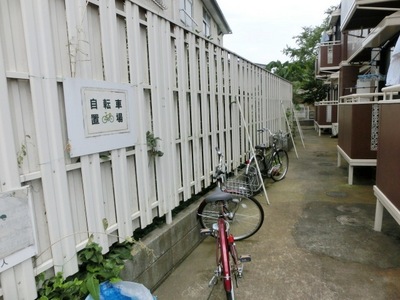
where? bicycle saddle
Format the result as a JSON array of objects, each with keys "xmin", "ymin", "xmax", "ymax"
[
  {"xmin": 205, "ymin": 190, "xmax": 233, "ymax": 203},
  {"xmin": 255, "ymin": 144, "xmax": 268, "ymax": 150}
]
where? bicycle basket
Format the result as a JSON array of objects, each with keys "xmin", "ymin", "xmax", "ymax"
[
  {"xmin": 269, "ymin": 132, "xmax": 288, "ymax": 150},
  {"xmin": 220, "ymin": 174, "xmax": 256, "ymax": 197}
]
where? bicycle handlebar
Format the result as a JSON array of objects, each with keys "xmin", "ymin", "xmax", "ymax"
[
  {"xmin": 213, "ymin": 147, "xmax": 226, "ymax": 183},
  {"xmin": 257, "ymin": 128, "xmax": 283, "ymax": 137},
  {"xmin": 213, "ymin": 169, "xmax": 224, "ymax": 180},
  {"xmin": 257, "ymin": 128, "xmax": 273, "ymax": 135},
  {"xmin": 215, "ymin": 147, "xmax": 223, "ymax": 157}
]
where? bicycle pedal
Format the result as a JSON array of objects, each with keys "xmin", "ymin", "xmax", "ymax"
[
  {"xmin": 236, "ymin": 266, "xmax": 244, "ymax": 278},
  {"xmin": 239, "ymin": 255, "xmax": 251, "ymax": 262},
  {"xmin": 200, "ymin": 228, "xmax": 213, "ymax": 236},
  {"xmin": 208, "ymin": 275, "xmax": 218, "ymax": 287}
]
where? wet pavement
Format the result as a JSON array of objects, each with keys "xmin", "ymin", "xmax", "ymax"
[{"xmin": 153, "ymin": 125, "xmax": 400, "ymax": 300}]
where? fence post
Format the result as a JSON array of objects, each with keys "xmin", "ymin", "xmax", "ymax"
[{"xmin": 20, "ymin": 0, "xmax": 78, "ymax": 276}]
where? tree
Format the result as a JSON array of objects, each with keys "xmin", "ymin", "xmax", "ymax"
[
  {"xmin": 282, "ymin": 25, "xmax": 329, "ymax": 104},
  {"xmin": 265, "ymin": 7, "xmax": 337, "ymax": 104}
]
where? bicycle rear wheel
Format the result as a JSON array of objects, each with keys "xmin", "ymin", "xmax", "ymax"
[
  {"xmin": 245, "ymin": 155, "xmax": 265, "ymax": 192},
  {"xmin": 270, "ymin": 149, "xmax": 289, "ymax": 181},
  {"xmin": 197, "ymin": 195, "xmax": 264, "ymax": 241}
]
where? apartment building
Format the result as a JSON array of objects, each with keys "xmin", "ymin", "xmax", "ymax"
[
  {"xmin": 135, "ymin": 0, "xmax": 231, "ymax": 45},
  {"xmin": 315, "ymin": 0, "xmax": 400, "ymax": 243}
]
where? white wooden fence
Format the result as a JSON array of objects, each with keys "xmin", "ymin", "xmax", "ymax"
[{"xmin": 0, "ymin": 0, "xmax": 292, "ymax": 298}]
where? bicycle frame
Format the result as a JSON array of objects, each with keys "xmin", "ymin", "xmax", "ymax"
[
  {"xmin": 217, "ymin": 217, "xmax": 233, "ymax": 293},
  {"xmin": 200, "ymin": 192, "xmax": 251, "ymax": 299},
  {"xmin": 256, "ymin": 146, "xmax": 281, "ymax": 176}
]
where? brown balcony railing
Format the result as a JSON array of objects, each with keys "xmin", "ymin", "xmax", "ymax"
[{"xmin": 318, "ymin": 41, "xmax": 342, "ymax": 70}]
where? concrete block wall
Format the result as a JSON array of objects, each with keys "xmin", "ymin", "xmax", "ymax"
[{"xmin": 120, "ymin": 197, "xmax": 205, "ymax": 291}]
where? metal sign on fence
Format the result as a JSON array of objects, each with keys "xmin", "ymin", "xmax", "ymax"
[
  {"xmin": 0, "ymin": 186, "xmax": 37, "ymax": 273},
  {"xmin": 63, "ymin": 78, "xmax": 137, "ymax": 157}
]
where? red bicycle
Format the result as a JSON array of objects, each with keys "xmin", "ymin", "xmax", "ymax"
[{"xmin": 200, "ymin": 190, "xmax": 251, "ymax": 299}]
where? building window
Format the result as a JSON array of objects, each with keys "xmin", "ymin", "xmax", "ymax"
[
  {"xmin": 203, "ymin": 8, "xmax": 211, "ymax": 37},
  {"xmin": 180, "ymin": 0, "xmax": 193, "ymax": 27}
]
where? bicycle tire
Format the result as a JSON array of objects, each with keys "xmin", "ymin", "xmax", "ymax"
[
  {"xmin": 270, "ymin": 149, "xmax": 289, "ymax": 181},
  {"xmin": 218, "ymin": 218, "xmax": 233, "ymax": 299},
  {"xmin": 228, "ymin": 241, "xmax": 239, "ymax": 300},
  {"xmin": 245, "ymin": 154, "xmax": 265, "ymax": 192},
  {"xmin": 197, "ymin": 195, "xmax": 264, "ymax": 241}
]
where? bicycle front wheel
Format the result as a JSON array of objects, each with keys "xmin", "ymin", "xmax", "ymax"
[
  {"xmin": 217, "ymin": 218, "xmax": 234, "ymax": 300},
  {"xmin": 226, "ymin": 289, "xmax": 234, "ymax": 300},
  {"xmin": 197, "ymin": 196, "xmax": 264, "ymax": 241},
  {"xmin": 271, "ymin": 149, "xmax": 289, "ymax": 181}
]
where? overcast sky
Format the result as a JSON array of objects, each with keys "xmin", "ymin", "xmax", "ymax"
[{"xmin": 217, "ymin": 0, "xmax": 339, "ymax": 64}]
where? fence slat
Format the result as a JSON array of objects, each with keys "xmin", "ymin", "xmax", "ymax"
[
  {"xmin": 175, "ymin": 27, "xmax": 192, "ymax": 199},
  {"xmin": 147, "ymin": 13, "xmax": 173, "ymax": 220},
  {"xmin": 81, "ymin": 156, "xmax": 110, "ymax": 252},
  {"xmin": 111, "ymin": 150, "xmax": 133, "ymax": 241},
  {"xmin": 187, "ymin": 34, "xmax": 202, "ymax": 193},
  {"xmin": 198, "ymin": 39, "xmax": 212, "ymax": 187},
  {"xmin": 208, "ymin": 44, "xmax": 218, "ymax": 165},
  {"xmin": 126, "ymin": 3, "xmax": 153, "ymax": 228}
]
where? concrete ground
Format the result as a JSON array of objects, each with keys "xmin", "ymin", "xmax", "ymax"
[{"xmin": 153, "ymin": 125, "xmax": 400, "ymax": 300}]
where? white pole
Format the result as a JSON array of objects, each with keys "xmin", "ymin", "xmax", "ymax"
[
  {"xmin": 235, "ymin": 97, "xmax": 270, "ymax": 205},
  {"xmin": 281, "ymin": 101, "xmax": 299, "ymax": 158},
  {"xmin": 292, "ymin": 104, "xmax": 306, "ymax": 148}
]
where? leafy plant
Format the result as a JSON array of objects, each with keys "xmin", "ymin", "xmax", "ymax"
[
  {"xmin": 36, "ymin": 272, "xmax": 84, "ymax": 300},
  {"xmin": 36, "ymin": 240, "xmax": 134, "ymax": 300},
  {"xmin": 146, "ymin": 131, "xmax": 164, "ymax": 157}
]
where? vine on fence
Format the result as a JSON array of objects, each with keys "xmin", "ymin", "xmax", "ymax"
[
  {"xmin": 146, "ymin": 131, "xmax": 164, "ymax": 157},
  {"xmin": 17, "ymin": 135, "xmax": 31, "ymax": 168}
]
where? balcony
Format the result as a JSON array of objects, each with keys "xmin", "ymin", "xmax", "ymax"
[
  {"xmin": 346, "ymin": 29, "xmax": 371, "ymax": 62},
  {"xmin": 317, "ymin": 41, "xmax": 342, "ymax": 73},
  {"xmin": 363, "ymin": 11, "xmax": 400, "ymax": 48},
  {"xmin": 337, "ymin": 93, "xmax": 383, "ymax": 184},
  {"xmin": 347, "ymin": 11, "xmax": 400, "ymax": 63},
  {"xmin": 340, "ymin": 0, "xmax": 400, "ymax": 32},
  {"xmin": 314, "ymin": 100, "xmax": 338, "ymax": 135},
  {"xmin": 373, "ymin": 84, "xmax": 400, "ymax": 234}
]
